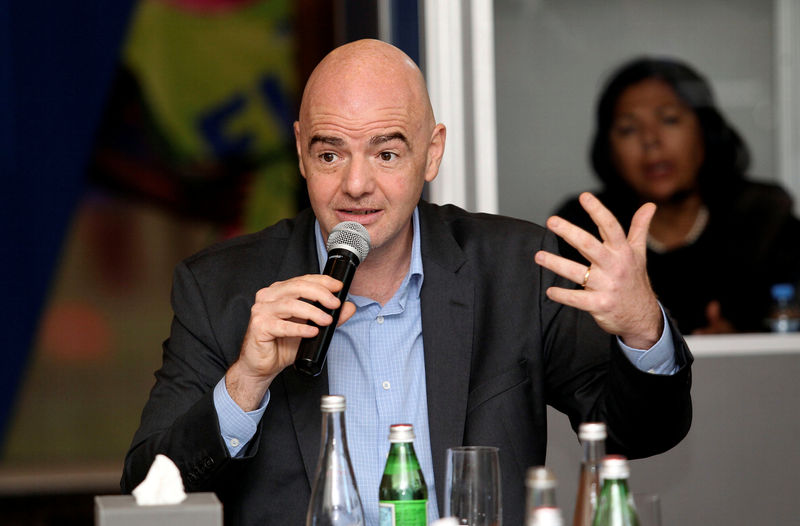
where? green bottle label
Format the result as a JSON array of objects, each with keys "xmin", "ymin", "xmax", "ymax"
[{"xmin": 378, "ymin": 499, "xmax": 427, "ymax": 526}]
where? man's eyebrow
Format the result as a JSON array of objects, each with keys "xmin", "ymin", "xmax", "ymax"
[
  {"xmin": 370, "ymin": 133, "xmax": 409, "ymax": 147},
  {"xmin": 308, "ymin": 135, "xmax": 344, "ymax": 149}
]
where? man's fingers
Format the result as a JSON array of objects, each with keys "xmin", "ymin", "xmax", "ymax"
[
  {"xmin": 545, "ymin": 191, "xmax": 629, "ymax": 263},
  {"xmin": 535, "ymin": 250, "xmax": 591, "ymax": 287},
  {"xmin": 539, "ymin": 194, "xmax": 663, "ymax": 345},
  {"xmin": 264, "ymin": 318, "xmax": 320, "ymax": 340},
  {"xmin": 256, "ymin": 275, "xmax": 344, "ymax": 310},
  {"xmin": 338, "ymin": 301, "xmax": 357, "ymax": 326},
  {"xmin": 579, "ymin": 192, "xmax": 627, "ymax": 246},
  {"xmin": 251, "ymin": 296, "xmax": 337, "ymax": 332},
  {"xmin": 545, "ymin": 216, "xmax": 605, "ymax": 264},
  {"xmin": 628, "ymin": 202, "xmax": 657, "ymax": 249},
  {"xmin": 544, "ymin": 286, "xmax": 592, "ymax": 311}
]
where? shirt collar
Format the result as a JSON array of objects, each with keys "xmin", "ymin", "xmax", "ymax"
[{"xmin": 314, "ymin": 207, "xmax": 424, "ymax": 307}]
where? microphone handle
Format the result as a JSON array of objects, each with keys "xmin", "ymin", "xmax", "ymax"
[{"xmin": 293, "ymin": 250, "xmax": 359, "ymax": 376}]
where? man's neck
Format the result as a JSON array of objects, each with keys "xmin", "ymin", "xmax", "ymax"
[{"xmin": 349, "ymin": 225, "xmax": 414, "ymax": 306}]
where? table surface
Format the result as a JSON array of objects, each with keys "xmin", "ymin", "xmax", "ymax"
[{"xmin": 684, "ymin": 331, "xmax": 800, "ymax": 356}]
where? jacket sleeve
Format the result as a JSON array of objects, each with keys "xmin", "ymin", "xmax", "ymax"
[
  {"xmin": 538, "ymin": 230, "xmax": 693, "ymax": 459},
  {"xmin": 120, "ymin": 261, "xmax": 262, "ymax": 493}
]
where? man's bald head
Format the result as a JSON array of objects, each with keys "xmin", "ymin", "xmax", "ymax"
[
  {"xmin": 293, "ymin": 39, "xmax": 446, "ymax": 258},
  {"xmin": 298, "ymin": 39, "xmax": 435, "ymax": 132}
]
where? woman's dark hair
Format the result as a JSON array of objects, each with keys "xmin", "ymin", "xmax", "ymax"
[{"xmin": 590, "ymin": 57, "xmax": 750, "ymax": 206}]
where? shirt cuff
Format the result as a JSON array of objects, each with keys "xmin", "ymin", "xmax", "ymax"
[
  {"xmin": 616, "ymin": 303, "xmax": 679, "ymax": 375},
  {"xmin": 213, "ymin": 376, "xmax": 269, "ymax": 457}
]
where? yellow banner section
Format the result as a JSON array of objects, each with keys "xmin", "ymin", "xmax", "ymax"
[{"xmin": 125, "ymin": 0, "xmax": 298, "ymax": 230}]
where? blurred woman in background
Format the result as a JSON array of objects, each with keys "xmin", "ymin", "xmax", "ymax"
[{"xmin": 555, "ymin": 57, "xmax": 800, "ymax": 333}]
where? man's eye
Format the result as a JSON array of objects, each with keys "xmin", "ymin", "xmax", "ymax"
[
  {"xmin": 320, "ymin": 152, "xmax": 337, "ymax": 163},
  {"xmin": 379, "ymin": 152, "xmax": 397, "ymax": 161}
]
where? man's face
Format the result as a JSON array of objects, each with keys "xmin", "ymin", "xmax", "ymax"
[{"xmin": 295, "ymin": 64, "xmax": 444, "ymax": 260}]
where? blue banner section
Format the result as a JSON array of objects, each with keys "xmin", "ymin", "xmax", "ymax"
[
  {"xmin": 392, "ymin": 0, "xmax": 420, "ymax": 66},
  {"xmin": 0, "ymin": 0, "xmax": 136, "ymax": 445}
]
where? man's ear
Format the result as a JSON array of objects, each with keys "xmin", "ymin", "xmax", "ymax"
[{"xmin": 424, "ymin": 123, "xmax": 446, "ymax": 183}]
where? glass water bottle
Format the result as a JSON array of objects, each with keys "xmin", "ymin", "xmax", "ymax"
[
  {"xmin": 378, "ymin": 424, "xmax": 428, "ymax": 526},
  {"xmin": 306, "ymin": 395, "xmax": 365, "ymax": 526},
  {"xmin": 572, "ymin": 423, "xmax": 607, "ymax": 526},
  {"xmin": 526, "ymin": 466, "xmax": 558, "ymax": 525},
  {"xmin": 591, "ymin": 456, "xmax": 639, "ymax": 526},
  {"xmin": 531, "ymin": 507, "xmax": 565, "ymax": 526}
]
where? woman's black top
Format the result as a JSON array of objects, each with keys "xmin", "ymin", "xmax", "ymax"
[{"xmin": 554, "ymin": 181, "xmax": 800, "ymax": 333}]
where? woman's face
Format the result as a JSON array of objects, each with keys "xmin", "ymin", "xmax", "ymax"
[{"xmin": 609, "ymin": 78, "xmax": 705, "ymax": 203}]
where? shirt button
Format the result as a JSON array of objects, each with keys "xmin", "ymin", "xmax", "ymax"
[
  {"xmin": 382, "ymin": 381, "xmax": 391, "ymax": 390},
  {"xmin": 230, "ymin": 438, "xmax": 240, "ymax": 447},
  {"xmin": 377, "ymin": 316, "xmax": 385, "ymax": 324}
]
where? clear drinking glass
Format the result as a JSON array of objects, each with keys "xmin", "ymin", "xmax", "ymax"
[{"xmin": 444, "ymin": 446, "xmax": 502, "ymax": 526}]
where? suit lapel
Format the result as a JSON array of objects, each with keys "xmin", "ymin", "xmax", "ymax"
[
  {"xmin": 275, "ymin": 210, "xmax": 330, "ymax": 485},
  {"xmin": 283, "ymin": 367, "xmax": 327, "ymax": 483},
  {"xmin": 417, "ymin": 202, "xmax": 474, "ymax": 512}
]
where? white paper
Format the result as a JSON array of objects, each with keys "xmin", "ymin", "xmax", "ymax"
[{"xmin": 132, "ymin": 454, "xmax": 187, "ymax": 505}]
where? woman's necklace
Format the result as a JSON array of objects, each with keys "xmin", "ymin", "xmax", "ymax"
[{"xmin": 646, "ymin": 205, "xmax": 709, "ymax": 253}]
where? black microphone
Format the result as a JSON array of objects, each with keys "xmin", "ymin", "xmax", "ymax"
[{"xmin": 293, "ymin": 221, "xmax": 371, "ymax": 376}]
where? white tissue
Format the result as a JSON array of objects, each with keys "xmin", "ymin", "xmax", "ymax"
[
  {"xmin": 132, "ymin": 454, "xmax": 188, "ymax": 505},
  {"xmin": 430, "ymin": 519, "xmax": 460, "ymax": 526}
]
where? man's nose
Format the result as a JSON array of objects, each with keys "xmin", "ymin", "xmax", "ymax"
[{"xmin": 341, "ymin": 156, "xmax": 375, "ymax": 197}]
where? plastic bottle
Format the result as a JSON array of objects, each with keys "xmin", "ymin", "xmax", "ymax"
[
  {"xmin": 767, "ymin": 283, "xmax": 800, "ymax": 333},
  {"xmin": 572, "ymin": 423, "xmax": 607, "ymax": 526},
  {"xmin": 526, "ymin": 466, "xmax": 558, "ymax": 525},
  {"xmin": 591, "ymin": 456, "xmax": 639, "ymax": 526},
  {"xmin": 378, "ymin": 424, "xmax": 428, "ymax": 526},
  {"xmin": 306, "ymin": 395, "xmax": 365, "ymax": 526}
]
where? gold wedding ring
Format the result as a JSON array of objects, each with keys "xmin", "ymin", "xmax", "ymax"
[{"xmin": 582, "ymin": 266, "xmax": 591, "ymax": 288}]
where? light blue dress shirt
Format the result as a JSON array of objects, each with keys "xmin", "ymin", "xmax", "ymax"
[{"xmin": 212, "ymin": 207, "xmax": 676, "ymax": 525}]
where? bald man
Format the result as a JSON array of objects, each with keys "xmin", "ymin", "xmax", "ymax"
[{"xmin": 122, "ymin": 40, "xmax": 692, "ymax": 526}]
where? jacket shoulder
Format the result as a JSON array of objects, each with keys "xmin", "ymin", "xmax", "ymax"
[
  {"xmin": 421, "ymin": 201, "xmax": 545, "ymax": 239},
  {"xmin": 180, "ymin": 209, "xmax": 314, "ymax": 284}
]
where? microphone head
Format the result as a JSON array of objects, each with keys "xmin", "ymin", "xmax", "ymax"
[{"xmin": 326, "ymin": 221, "xmax": 371, "ymax": 263}]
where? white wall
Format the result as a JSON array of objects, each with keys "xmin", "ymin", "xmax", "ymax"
[
  {"xmin": 546, "ymin": 346, "xmax": 800, "ymax": 526},
  {"xmin": 494, "ymin": 0, "xmax": 776, "ymax": 225}
]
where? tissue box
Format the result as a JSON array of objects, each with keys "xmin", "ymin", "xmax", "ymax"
[{"xmin": 95, "ymin": 493, "xmax": 223, "ymax": 526}]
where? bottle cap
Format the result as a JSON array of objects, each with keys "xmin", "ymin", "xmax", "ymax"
[
  {"xmin": 526, "ymin": 466, "xmax": 557, "ymax": 489},
  {"xmin": 388, "ymin": 423, "xmax": 415, "ymax": 442},
  {"xmin": 531, "ymin": 507, "xmax": 564, "ymax": 526},
  {"xmin": 320, "ymin": 395, "xmax": 345, "ymax": 412},
  {"xmin": 578, "ymin": 422, "xmax": 607, "ymax": 441},
  {"xmin": 771, "ymin": 283, "xmax": 796, "ymax": 301},
  {"xmin": 600, "ymin": 455, "xmax": 630, "ymax": 479}
]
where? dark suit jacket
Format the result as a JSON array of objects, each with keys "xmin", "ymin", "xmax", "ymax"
[{"xmin": 122, "ymin": 201, "xmax": 692, "ymax": 526}]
